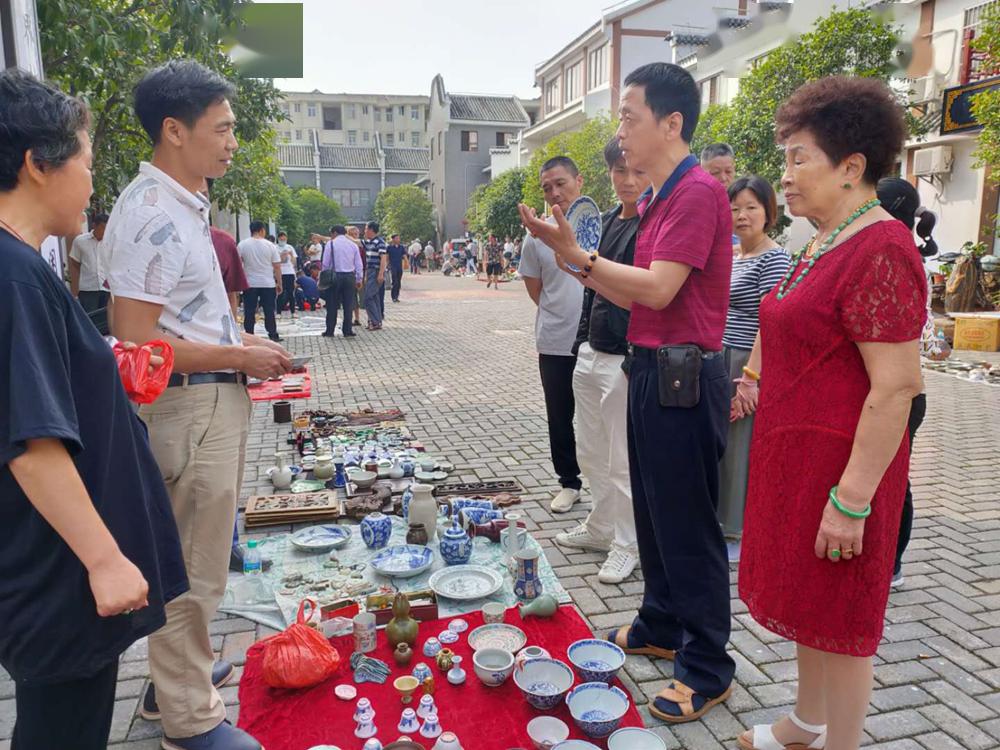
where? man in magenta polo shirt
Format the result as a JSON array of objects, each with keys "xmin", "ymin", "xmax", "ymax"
[{"xmin": 520, "ymin": 61, "xmax": 735, "ymax": 725}]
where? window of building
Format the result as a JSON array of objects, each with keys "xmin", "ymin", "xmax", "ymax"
[
  {"xmin": 440, "ymin": 188, "xmax": 444, "ymax": 205},
  {"xmin": 294, "ymin": 102, "xmax": 301, "ymax": 113},
  {"xmin": 279, "ymin": 103, "xmax": 289, "ymax": 115},
  {"xmin": 363, "ymin": 131, "xmax": 370, "ymax": 143},
  {"xmin": 588, "ymin": 44, "xmax": 609, "ymax": 90},
  {"xmin": 386, "ymin": 133, "xmax": 395, "ymax": 146},
  {"xmin": 398, "ymin": 131, "xmax": 405, "ymax": 144},
  {"xmin": 322, "ymin": 105, "xmax": 343, "ymax": 130},
  {"xmin": 545, "ymin": 77, "xmax": 561, "ymax": 111},
  {"xmin": 295, "ymin": 129, "xmax": 302, "ymax": 141},
  {"xmin": 281, "ymin": 131, "xmax": 290, "ymax": 142},
  {"xmin": 307, "ymin": 103, "xmax": 316, "ymax": 118},
  {"xmin": 330, "ymin": 188, "xmax": 371, "ymax": 208},
  {"xmin": 411, "ymin": 106, "xmax": 420, "ymax": 120},
  {"xmin": 461, "ymin": 130, "xmax": 478, "ymax": 152},
  {"xmin": 963, "ymin": 2, "xmax": 1000, "ymax": 83},
  {"xmin": 412, "ymin": 132, "xmax": 420, "ymax": 147},
  {"xmin": 363, "ymin": 104, "xmax": 370, "ymax": 115},
  {"xmin": 399, "ymin": 105, "xmax": 405, "ymax": 116},
  {"xmin": 565, "ymin": 61, "xmax": 582, "ymax": 102},
  {"xmin": 386, "ymin": 108, "xmax": 394, "ymax": 123},
  {"xmin": 348, "ymin": 130, "xmax": 357, "ymax": 145},
  {"xmin": 496, "ymin": 131, "xmax": 512, "ymax": 147},
  {"xmin": 347, "ymin": 103, "xmax": 357, "ymax": 119},
  {"xmin": 437, "ymin": 132, "xmax": 442, "ymax": 155},
  {"xmin": 375, "ymin": 108, "xmax": 382, "ymax": 122}
]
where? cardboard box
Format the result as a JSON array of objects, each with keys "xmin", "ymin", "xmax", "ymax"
[{"xmin": 953, "ymin": 315, "xmax": 1000, "ymax": 352}]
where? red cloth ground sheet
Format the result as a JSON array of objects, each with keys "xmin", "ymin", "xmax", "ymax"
[
  {"xmin": 248, "ymin": 371, "xmax": 312, "ymax": 402},
  {"xmin": 238, "ymin": 605, "xmax": 644, "ymax": 749}
]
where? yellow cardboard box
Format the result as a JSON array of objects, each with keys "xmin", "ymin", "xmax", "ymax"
[{"xmin": 953, "ymin": 315, "xmax": 1000, "ymax": 352}]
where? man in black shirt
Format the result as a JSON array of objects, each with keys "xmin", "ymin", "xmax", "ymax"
[
  {"xmin": 555, "ymin": 137, "xmax": 645, "ymax": 585},
  {"xmin": 386, "ymin": 233, "xmax": 407, "ymax": 302}
]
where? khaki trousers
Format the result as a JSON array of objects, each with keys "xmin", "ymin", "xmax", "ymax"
[
  {"xmin": 139, "ymin": 383, "xmax": 251, "ymax": 738},
  {"xmin": 572, "ymin": 343, "xmax": 637, "ymax": 551}
]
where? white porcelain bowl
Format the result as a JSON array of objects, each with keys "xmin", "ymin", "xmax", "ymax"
[
  {"xmin": 527, "ymin": 716, "xmax": 569, "ymax": 750},
  {"xmin": 551, "ymin": 741, "xmax": 601, "ymax": 750},
  {"xmin": 566, "ymin": 638, "xmax": 626, "ymax": 683},
  {"xmin": 607, "ymin": 727, "xmax": 667, "ymax": 750},
  {"xmin": 513, "ymin": 657, "xmax": 574, "ymax": 710},
  {"xmin": 471, "ymin": 647, "xmax": 515, "ymax": 687},
  {"xmin": 565, "ymin": 682, "xmax": 630, "ymax": 738},
  {"xmin": 352, "ymin": 470, "xmax": 377, "ymax": 489}
]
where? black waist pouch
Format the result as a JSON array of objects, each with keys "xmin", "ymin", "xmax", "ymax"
[{"xmin": 656, "ymin": 345, "xmax": 702, "ymax": 408}]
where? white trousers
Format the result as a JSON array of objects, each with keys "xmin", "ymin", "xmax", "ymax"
[{"xmin": 572, "ymin": 343, "xmax": 637, "ymax": 550}]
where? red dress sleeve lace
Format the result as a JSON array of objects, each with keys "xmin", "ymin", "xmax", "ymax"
[{"xmin": 838, "ymin": 234, "xmax": 927, "ymax": 343}]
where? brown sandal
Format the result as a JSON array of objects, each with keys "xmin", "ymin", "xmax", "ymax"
[
  {"xmin": 606, "ymin": 626, "xmax": 676, "ymax": 660},
  {"xmin": 649, "ymin": 679, "xmax": 732, "ymax": 724}
]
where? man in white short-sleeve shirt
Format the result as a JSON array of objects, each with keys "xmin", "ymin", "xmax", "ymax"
[
  {"xmin": 107, "ymin": 60, "xmax": 287, "ymax": 750},
  {"xmin": 69, "ymin": 213, "xmax": 108, "ymax": 313},
  {"xmin": 237, "ymin": 222, "xmax": 282, "ymax": 341},
  {"xmin": 519, "ymin": 156, "xmax": 585, "ymax": 513}
]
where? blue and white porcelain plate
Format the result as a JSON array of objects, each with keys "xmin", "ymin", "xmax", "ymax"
[
  {"xmin": 371, "ymin": 544, "xmax": 434, "ymax": 578},
  {"xmin": 565, "ymin": 196, "xmax": 603, "ymax": 271},
  {"xmin": 289, "ymin": 524, "xmax": 351, "ymax": 552}
]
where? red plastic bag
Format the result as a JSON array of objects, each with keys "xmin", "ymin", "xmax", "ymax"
[
  {"xmin": 113, "ymin": 339, "xmax": 174, "ymax": 404},
  {"xmin": 261, "ymin": 599, "xmax": 341, "ymax": 689}
]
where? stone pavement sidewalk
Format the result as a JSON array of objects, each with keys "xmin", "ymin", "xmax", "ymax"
[{"xmin": 1, "ymin": 272, "xmax": 997, "ymax": 750}]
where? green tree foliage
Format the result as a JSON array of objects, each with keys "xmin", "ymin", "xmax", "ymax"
[
  {"xmin": 275, "ymin": 185, "xmax": 305, "ymax": 247},
  {"xmin": 972, "ymin": 4, "xmax": 1000, "ymax": 182},
  {"xmin": 39, "ymin": 0, "xmax": 286, "ymax": 218},
  {"xmin": 292, "ymin": 187, "xmax": 348, "ymax": 239},
  {"xmin": 466, "ymin": 168, "xmax": 527, "ymax": 240},
  {"xmin": 372, "ymin": 184, "xmax": 435, "ymax": 242},
  {"xmin": 690, "ymin": 7, "xmax": 910, "ymax": 184},
  {"xmin": 522, "ymin": 115, "xmax": 619, "ymax": 212}
]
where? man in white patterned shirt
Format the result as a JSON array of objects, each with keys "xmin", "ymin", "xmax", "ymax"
[{"xmin": 106, "ymin": 60, "xmax": 287, "ymax": 750}]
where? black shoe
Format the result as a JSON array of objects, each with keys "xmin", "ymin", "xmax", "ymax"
[
  {"xmin": 343, "ymin": 332, "xmax": 357, "ymax": 337},
  {"xmin": 268, "ymin": 334, "xmax": 282, "ymax": 342},
  {"xmin": 321, "ymin": 331, "xmax": 335, "ymax": 337},
  {"xmin": 141, "ymin": 661, "xmax": 236, "ymax": 721},
  {"xmin": 229, "ymin": 545, "xmax": 272, "ymax": 573}
]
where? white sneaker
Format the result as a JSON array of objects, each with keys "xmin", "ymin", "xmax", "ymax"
[
  {"xmin": 550, "ymin": 487, "xmax": 581, "ymax": 513},
  {"xmin": 555, "ymin": 523, "xmax": 611, "ymax": 552},
  {"xmin": 598, "ymin": 545, "xmax": 640, "ymax": 584}
]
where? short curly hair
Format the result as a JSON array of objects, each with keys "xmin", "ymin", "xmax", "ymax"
[{"xmin": 775, "ymin": 76, "xmax": 905, "ymax": 186}]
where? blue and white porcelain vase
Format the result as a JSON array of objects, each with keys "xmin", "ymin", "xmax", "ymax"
[
  {"xmin": 513, "ymin": 547, "xmax": 543, "ymax": 601},
  {"xmin": 401, "ymin": 486, "xmax": 414, "ymax": 522},
  {"xmin": 439, "ymin": 522, "xmax": 473, "ymax": 566},
  {"xmin": 360, "ymin": 512, "xmax": 392, "ymax": 549}
]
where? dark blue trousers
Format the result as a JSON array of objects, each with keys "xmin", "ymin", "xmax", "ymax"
[{"xmin": 626, "ymin": 350, "xmax": 735, "ymax": 698}]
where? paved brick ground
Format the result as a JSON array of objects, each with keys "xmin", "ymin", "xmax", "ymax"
[{"xmin": 2, "ymin": 271, "xmax": 998, "ymax": 749}]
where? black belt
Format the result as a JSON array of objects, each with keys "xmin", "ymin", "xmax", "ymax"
[
  {"xmin": 167, "ymin": 372, "xmax": 248, "ymax": 388},
  {"xmin": 628, "ymin": 345, "xmax": 722, "ymax": 361}
]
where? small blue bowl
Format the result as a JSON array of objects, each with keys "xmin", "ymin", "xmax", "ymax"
[{"xmin": 567, "ymin": 639, "xmax": 625, "ymax": 684}]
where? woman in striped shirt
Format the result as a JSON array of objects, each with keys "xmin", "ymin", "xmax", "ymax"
[{"xmin": 719, "ymin": 175, "xmax": 790, "ymax": 563}]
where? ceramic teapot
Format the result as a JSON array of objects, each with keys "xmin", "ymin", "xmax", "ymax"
[{"xmin": 439, "ymin": 522, "xmax": 472, "ymax": 566}]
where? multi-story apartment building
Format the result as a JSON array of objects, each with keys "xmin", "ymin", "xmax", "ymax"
[
  {"xmin": 427, "ymin": 74, "xmax": 534, "ymax": 243},
  {"xmin": 515, "ymin": 0, "xmax": 745, "ymax": 165},
  {"xmin": 277, "ymin": 131, "xmax": 429, "ymax": 224},
  {"xmin": 690, "ymin": 0, "xmax": 999, "ymax": 256},
  {"xmin": 276, "ymin": 91, "xmax": 431, "ymax": 149}
]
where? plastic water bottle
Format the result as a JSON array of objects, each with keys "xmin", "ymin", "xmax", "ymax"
[{"xmin": 243, "ymin": 540, "xmax": 262, "ymax": 576}]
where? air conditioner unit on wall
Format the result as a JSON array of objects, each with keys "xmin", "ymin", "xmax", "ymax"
[
  {"xmin": 913, "ymin": 146, "xmax": 953, "ymax": 177},
  {"xmin": 909, "ymin": 76, "xmax": 940, "ymax": 105}
]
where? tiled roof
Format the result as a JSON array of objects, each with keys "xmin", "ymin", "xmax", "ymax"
[
  {"xmin": 277, "ymin": 144, "xmax": 314, "ymax": 168},
  {"xmin": 384, "ymin": 148, "xmax": 430, "ymax": 172},
  {"xmin": 319, "ymin": 146, "xmax": 381, "ymax": 170},
  {"xmin": 449, "ymin": 95, "xmax": 527, "ymax": 124}
]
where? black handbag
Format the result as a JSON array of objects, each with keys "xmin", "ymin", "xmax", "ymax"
[{"xmin": 318, "ymin": 241, "xmax": 334, "ymax": 290}]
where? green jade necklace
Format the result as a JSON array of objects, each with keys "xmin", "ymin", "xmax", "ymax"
[{"xmin": 775, "ymin": 198, "xmax": 881, "ymax": 300}]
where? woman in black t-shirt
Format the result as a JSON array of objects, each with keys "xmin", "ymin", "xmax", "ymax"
[{"xmin": 0, "ymin": 70, "xmax": 187, "ymax": 750}]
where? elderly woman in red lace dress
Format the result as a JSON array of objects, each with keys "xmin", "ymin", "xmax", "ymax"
[{"xmin": 737, "ymin": 77, "xmax": 926, "ymax": 750}]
